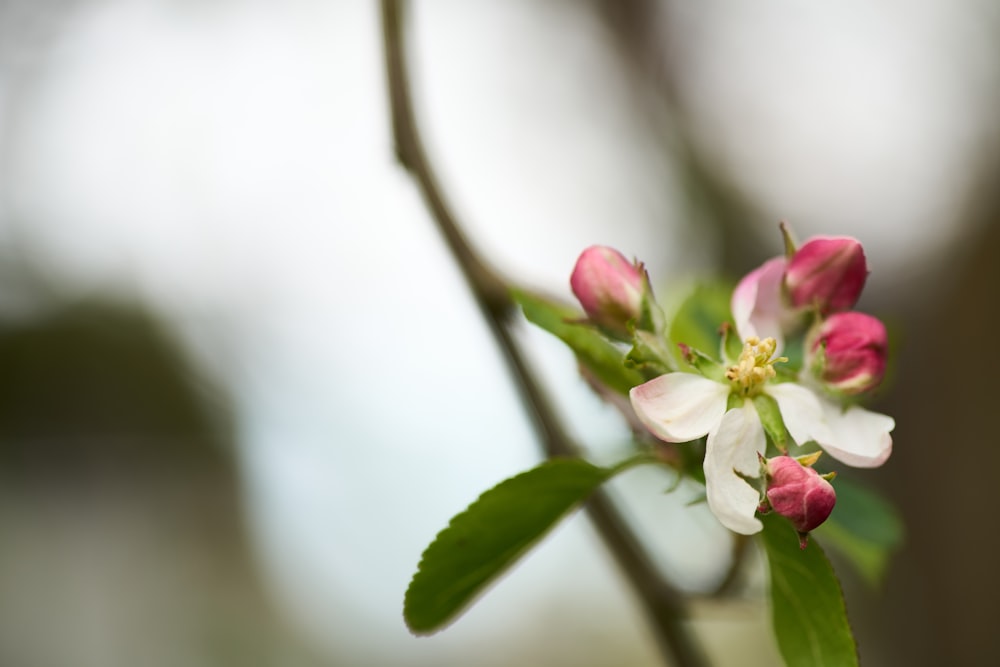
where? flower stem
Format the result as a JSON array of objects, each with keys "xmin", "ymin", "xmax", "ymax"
[{"xmin": 379, "ymin": 3, "xmax": 707, "ymax": 665}]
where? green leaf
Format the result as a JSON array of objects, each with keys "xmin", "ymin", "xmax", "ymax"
[
  {"xmin": 668, "ymin": 282, "xmax": 733, "ymax": 363},
  {"xmin": 512, "ymin": 288, "xmax": 645, "ymax": 395},
  {"xmin": 760, "ymin": 513, "xmax": 859, "ymax": 667},
  {"xmin": 812, "ymin": 477, "xmax": 904, "ymax": 587},
  {"xmin": 404, "ymin": 458, "xmax": 635, "ymax": 635},
  {"xmin": 678, "ymin": 437, "xmax": 707, "ymax": 485}
]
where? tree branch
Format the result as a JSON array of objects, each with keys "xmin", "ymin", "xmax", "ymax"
[{"xmin": 380, "ymin": 2, "xmax": 707, "ymax": 665}]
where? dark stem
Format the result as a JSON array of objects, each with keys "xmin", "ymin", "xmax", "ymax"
[
  {"xmin": 380, "ymin": 2, "xmax": 707, "ymax": 666},
  {"xmin": 712, "ymin": 535, "xmax": 750, "ymax": 597}
]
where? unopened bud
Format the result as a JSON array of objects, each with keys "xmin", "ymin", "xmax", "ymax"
[
  {"xmin": 807, "ymin": 311, "xmax": 888, "ymax": 396},
  {"xmin": 570, "ymin": 246, "xmax": 646, "ymax": 340},
  {"xmin": 763, "ymin": 456, "xmax": 837, "ymax": 541},
  {"xmin": 784, "ymin": 236, "xmax": 868, "ymax": 314}
]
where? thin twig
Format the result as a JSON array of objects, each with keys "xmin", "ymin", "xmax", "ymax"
[{"xmin": 380, "ymin": 2, "xmax": 707, "ymax": 665}]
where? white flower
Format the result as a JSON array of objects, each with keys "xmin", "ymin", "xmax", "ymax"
[{"xmin": 630, "ymin": 337, "xmax": 893, "ymax": 534}]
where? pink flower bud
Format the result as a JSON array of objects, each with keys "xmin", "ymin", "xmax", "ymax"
[
  {"xmin": 764, "ymin": 456, "xmax": 837, "ymax": 536},
  {"xmin": 570, "ymin": 246, "xmax": 645, "ymax": 339},
  {"xmin": 807, "ymin": 311, "xmax": 888, "ymax": 395},
  {"xmin": 784, "ymin": 236, "xmax": 868, "ymax": 314}
]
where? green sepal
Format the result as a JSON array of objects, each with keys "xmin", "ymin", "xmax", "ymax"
[
  {"xmin": 512, "ymin": 288, "xmax": 645, "ymax": 395},
  {"xmin": 780, "ymin": 220, "xmax": 798, "ymax": 257},
  {"xmin": 404, "ymin": 457, "xmax": 646, "ymax": 635},
  {"xmin": 753, "ymin": 392, "xmax": 788, "ymax": 452},
  {"xmin": 625, "ymin": 329, "xmax": 674, "ymax": 378},
  {"xmin": 760, "ymin": 513, "xmax": 859, "ymax": 667},
  {"xmin": 676, "ymin": 342, "xmax": 726, "ymax": 382},
  {"xmin": 795, "ymin": 451, "xmax": 823, "ymax": 468},
  {"xmin": 635, "ymin": 261, "xmax": 664, "ymax": 335}
]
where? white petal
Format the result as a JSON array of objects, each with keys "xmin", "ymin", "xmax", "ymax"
[
  {"xmin": 629, "ymin": 373, "xmax": 729, "ymax": 443},
  {"xmin": 731, "ymin": 257, "xmax": 788, "ymax": 348},
  {"xmin": 816, "ymin": 401, "xmax": 895, "ymax": 468},
  {"xmin": 766, "ymin": 382, "xmax": 832, "ymax": 445},
  {"xmin": 704, "ymin": 401, "xmax": 765, "ymax": 535}
]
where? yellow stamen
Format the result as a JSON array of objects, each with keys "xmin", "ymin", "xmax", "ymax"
[{"xmin": 725, "ymin": 337, "xmax": 787, "ymax": 396}]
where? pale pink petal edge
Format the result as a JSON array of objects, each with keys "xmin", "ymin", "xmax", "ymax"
[{"xmin": 629, "ymin": 373, "xmax": 729, "ymax": 443}]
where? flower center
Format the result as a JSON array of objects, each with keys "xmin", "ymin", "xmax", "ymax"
[{"xmin": 726, "ymin": 336, "xmax": 787, "ymax": 396}]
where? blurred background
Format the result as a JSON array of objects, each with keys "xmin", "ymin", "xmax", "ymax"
[{"xmin": 0, "ymin": 1, "xmax": 998, "ymax": 665}]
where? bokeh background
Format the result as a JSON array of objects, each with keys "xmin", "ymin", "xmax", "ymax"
[{"xmin": 0, "ymin": 1, "xmax": 998, "ymax": 665}]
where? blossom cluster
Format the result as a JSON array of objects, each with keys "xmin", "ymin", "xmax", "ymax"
[{"xmin": 569, "ymin": 227, "xmax": 894, "ymax": 541}]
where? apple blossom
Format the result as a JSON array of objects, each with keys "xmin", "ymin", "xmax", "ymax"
[
  {"xmin": 630, "ymin": 333, "xmax": 893, "ymax": 534},
  {"xmin": 570, "ymin": 245, "xmax": 647, "ymax": 340},
  {"xmin": 631, "ymin": 336, "xmax": 825, "ymax": 534}
]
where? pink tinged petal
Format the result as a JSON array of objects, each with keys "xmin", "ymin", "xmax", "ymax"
[
  {"xmin": 629, "ymin": 373, "xmax": 729, "ymax": 443},
  {"xmin": 816, "ymin": 401, "xmax": 894, "ymax": 468},
  {"xmin": 731, "ymin": 256, "xmax": 788, "ymax": 347},
  {"xmin": 704, "ymin": 401, "xmax": 766, "ymax": 534},
  {"xmin": 766, "ymin": 382, "xmax": 832, "ymax": 446}
]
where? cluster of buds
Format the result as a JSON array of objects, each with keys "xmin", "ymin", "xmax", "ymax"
[
  {"xmin": 562, "ymin": 225, "xmax": 894, "ymax": 543},
  {"xmin": 734, "ymin": 227, "xmax": 888, "ymax": 397}
]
